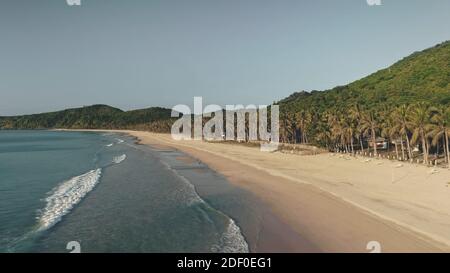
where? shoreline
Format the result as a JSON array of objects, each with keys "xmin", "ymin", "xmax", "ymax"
[
  {"xmin": 57, "ymin": 129, "xmax": 450, "ymax": 252},
  {"xmin": 145, "ymin": 140, "xmax": 319, "ymax": 252},
  {"xmin": 117, "ymin": 131, "xmax": 320, "ymax": 252}
]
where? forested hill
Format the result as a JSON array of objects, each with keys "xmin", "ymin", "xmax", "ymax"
[
  {"xmin": 0, "ymin": 105, "xmax": 174, "ymax": 131},
  {"xmin": 279, "ymin": 40, "xmax": 450, "ymax": 112},
  {"xmin": 275, "ymin": 41, "xmax": 450, "ymax": 154}
]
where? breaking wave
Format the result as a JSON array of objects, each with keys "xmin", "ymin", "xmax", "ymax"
[
  {"xmin": 112, "ymin": 154, "xmax": 127, "ymax": 164},
  {"xmin": 212, "ymin": 219, "xmax": 249, "ymax": 253},
  {"xmin": 159, "ymin": 159, "xmax": 249, "ymax": 253},
  {"xmin": 37, "ymin": 169, "xmax": 102, "ymax": 230}
]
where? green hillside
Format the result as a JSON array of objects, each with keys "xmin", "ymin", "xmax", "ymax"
[
  {"xmin": 280, "ymin": 40, "xmax": 450, "ymax": 112},
  {"xmin": 0, "ymin": 105, "xmax": 174, "ymax": 131},
  {"xmin": 276, "ymin": 41, "xmax": 450, "ymax": 166}
]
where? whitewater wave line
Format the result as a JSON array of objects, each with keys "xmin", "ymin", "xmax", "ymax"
[
  {"xmin": 212, "ymin": 219, "xmax": 249, "ymax": 253},
  {"xmin": 37, "ymin": 169, "xmax": 102, "ymax": 231},
  {"xmin": 159, "ymin": 158, "xmax": 249, "ymax": 253},
  {"xmin": 112, "ymin": 154, "xmax": 127, "ymax": 164}
]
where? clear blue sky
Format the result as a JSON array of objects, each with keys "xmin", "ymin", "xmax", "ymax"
[{"xmin": 0, "ymin": 0, "xmax": 449, "ymax": 115}]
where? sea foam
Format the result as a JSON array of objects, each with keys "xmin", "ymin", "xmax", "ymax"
[
  {"xmin": 213, "ymin": 219, "xmax": 249, "ymax": 253},
  {"xmin": 112, "ymin": 154, "xmax": 127, "ymax": 164},
  {"xmin": 159, "ymin": 158, "xmax": 249, "ymax": 253},
  {"xmin": 37, "ymin": 169, "xmax": 102, "ymax": 230}
]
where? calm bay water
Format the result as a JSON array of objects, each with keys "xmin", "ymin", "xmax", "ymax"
[{"xmin": 0, "ymin": 130, "xmax": 257, "ymax": 253}]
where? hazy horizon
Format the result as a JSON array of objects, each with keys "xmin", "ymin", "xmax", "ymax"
[{"xmin": 1, "ymin": 0, "xmax": 449, "ymax": 115}]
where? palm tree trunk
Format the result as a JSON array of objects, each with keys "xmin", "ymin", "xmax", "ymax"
[
  {"xmin": 421, "ymin": 131, "xmax": 428, "ymax": 164},
  {"xmin": 371, "ymin": 127, "xmax": 377, "ymax": 155},
  {"xmin": 394, "ymin": 142, "xmax": 399, "ymax": 160},
  {"xmin": 359, "ymin": 135, "xmax": 364, "ymax": 152},
  {"xmin": 442, "ymin": 136, "xmax": 448, "ymax": 163},
  {"xmin": 445, "ymin": 131, "xmax": 450, "ymax": 168},
  {"xmin": 442, "ymin": 135, "xmax": 447, "ymax": 163},
  {"xmin": 405, "ymin": 133, "xmax": 413, "ymax": 160},
  {"xmin": 350, "ymin": 133, "xmax": 354, "ymax": 154},
  {"xmin": 437, "ymin": 136, "xmax": 441, "ymax": 157},
  {"xmin": 400, "ymin": 135, "xmax": 406, "ymax": 160}
]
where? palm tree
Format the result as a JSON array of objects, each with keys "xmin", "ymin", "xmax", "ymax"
[
  {"xmin": 393, "ymin": 105, "xmax": 413, "ymax": 160},
  {"xmin": 295, "ymin": 109, "xmax": 311, "ymax": 144},
  {"xmin": 280, "ymin": 111, "xmax": 292, "ymax": 143},
  {"xmin": 349, "ymin": 104, "xmax": 365, "ymax": 152},
  {"xmin": 342, "ymin": 115, "xmax": 356, "ymax": 154},
  {"xmin": 429, "ymin": 106, "xmax": 450, "ymax": 168},
  {"xmin": 408, "ymin": 102, "xmax": 433, "ymax": 164},
  {"xmin": 382, "ymin": 113, "xmax": 400, "ymax": 159},
  {"xmin": 327, "ymin": 109, "xmax": 346, "ymax": 152},
  {"xmin": 315, "ymin": 117, "xmax": 332, "ymax": 150},
  {"xmin": 360, "ymin": 110, "xmax": 380, "ymax": 156}
]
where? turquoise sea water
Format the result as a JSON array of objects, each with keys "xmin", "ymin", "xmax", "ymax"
[{"xmin": 0, "ymin": 130, "xmax": 255, "ymax": 253}]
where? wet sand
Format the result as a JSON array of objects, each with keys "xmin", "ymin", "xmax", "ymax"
[
  {"xmin": 147, "ymin": 143, "xmax": 320, "ymax": 252},
  {"xmin": 150, "ymin": 140, "xmax": 445, "ymax": 252}
]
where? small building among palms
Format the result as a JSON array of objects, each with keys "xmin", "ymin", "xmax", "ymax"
[{"xmin": 369, "ymin": 137, "xmax": 388, "ymax": 150}]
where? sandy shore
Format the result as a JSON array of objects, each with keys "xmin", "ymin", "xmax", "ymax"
[{"xmin": 65, "ymin": 130, "xmax": 450, "ymax": 252}]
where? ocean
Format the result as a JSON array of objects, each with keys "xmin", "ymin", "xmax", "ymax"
[{"xmin": 0, "ymin": 130, "xmax": 259, "ymax": 253}]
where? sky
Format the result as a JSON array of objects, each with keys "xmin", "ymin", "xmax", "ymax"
[{"xmin": 0, "ymin": 0, "xmax": 449, "ymax": 115}]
